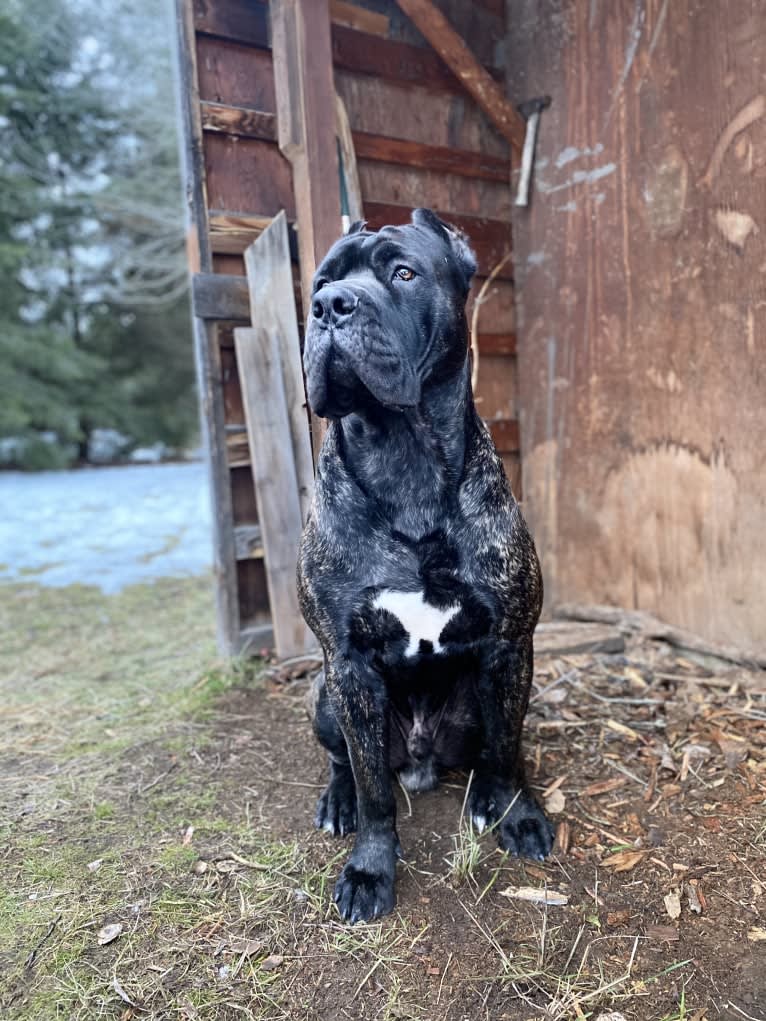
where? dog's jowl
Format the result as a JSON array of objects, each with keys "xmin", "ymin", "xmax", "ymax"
[{"xmin": 298, "ymin": 209, "xmax": 553, "ymax": 923}]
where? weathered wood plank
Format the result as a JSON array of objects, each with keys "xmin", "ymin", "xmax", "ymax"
[
  {"xmin": 488, "ymin": 418, "xmax": 519, "ymax": 454},
  {"xmin": 509, "ymin": 0, "xmax": 766, "ymax": 652},
  {"xmin": 243, "ymin": 212, "xmax": 314, "ymax": 523},
  {"xmin": 199, "ymin": 100, "xmax": 509, "ymax": 186},
  {"xmin": 234, "ymin": 523, "xmax": 264, "ymax": 560},
  {"xmin": 477, "ymin": 332, "xmax": 516, "ymax": 356},
  {"xmin": 235, "ymin": 325, "xmax": 315, "ymax": 659},
  {"xmin": 534, "ymin": 621, "xmax": 625, "ymax": 658},
  {"xmin": 272, "ymin": 0, "xmax": 342, "ymax": 314},
  {"xmin": 175, "ymin": 0, "xmax": 240, "ymax": 655},
  {"xmin": 203, "ymin": 135, "xmax": 295, "ymax": 216},
  {"xmin": 330, "ymin": 0, "xmax": 389, "ymax": 37},
  {"xmin": 331, "ymin": 22, "xmax": 504, "ymax": 95},
  {"xmin": 192, "ymin": 272, "xmax": 250, "ymax": 320},
  {"xmin": 193, "ymin": 0, "xmax": 269, "ymax": 47},
  {"xmin": 200, "ymin": 102, "xmax": 277, "ymax": 141},
  {"xmin": 353, "ymin": 130, "xmax": 509, "ymax": 183},
  {"xmin": 394, "ymin": 0, "xmax": 524, "ymax": 151}
]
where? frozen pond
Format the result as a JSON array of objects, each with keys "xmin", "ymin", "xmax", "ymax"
[{"xmin": 0, "ymin": 462, "xmax": 212, "ymax": 592}]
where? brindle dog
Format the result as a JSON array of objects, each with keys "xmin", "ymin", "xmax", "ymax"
[{"xmin": 298, "ymin": 209, "xmax": 553, "ymax": 924}]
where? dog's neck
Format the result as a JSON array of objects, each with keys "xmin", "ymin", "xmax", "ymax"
[{"xmin": 335, "ymin": 357, "xmax": 477, "ymax": 536}]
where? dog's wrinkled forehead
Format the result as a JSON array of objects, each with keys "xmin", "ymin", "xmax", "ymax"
[{"xmin": 314, "ymin": 208, "xmax": 476, "ymax": 297}]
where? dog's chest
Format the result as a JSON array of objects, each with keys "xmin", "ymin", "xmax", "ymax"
[{"xmin": 373, "ymin": 589, "xmax": 460, "ymax": 657}]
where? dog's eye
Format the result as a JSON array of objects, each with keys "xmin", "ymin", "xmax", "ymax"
[{"xmin": 393, "ymin": 266, "xmax": 416, "ymax": 282}]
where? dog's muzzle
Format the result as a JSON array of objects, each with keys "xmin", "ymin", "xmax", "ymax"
[{"xmin": 303, "ymin": 284, "xmax": 420, "ymax": 418}]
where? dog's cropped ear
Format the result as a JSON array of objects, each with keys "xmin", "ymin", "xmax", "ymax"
[
  {"xmin": 345, "ymin": 219, "xmax": 367, "ymax": 236},
  {"xmin": 412, "ymin": 208, "xmax": 477, "ymax": 293}
]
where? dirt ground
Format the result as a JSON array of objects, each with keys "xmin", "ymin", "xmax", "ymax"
[{"xmin": 1, "ymin": 578, "xmax": 764, "ymax": 1020}]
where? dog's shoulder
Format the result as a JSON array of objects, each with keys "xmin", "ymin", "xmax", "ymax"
[{"xmin": 458, "ymin": 418, "xmax": 543, "ymax": 634}]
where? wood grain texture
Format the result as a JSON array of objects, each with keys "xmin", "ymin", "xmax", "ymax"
[
  {"xmin": 272, "ymin": 0, "xmax": 342, "ymax": 312},
  {"xmin": 199, "ymin": 100, "xmax": 509, "ymax": 190},
  {"xmin": 335, "ymin": 69, "xmax": 509, "ymax": 158},
  {"xmin": 394, "ymin": 0, "xmax": 524, "ymax": 151},
  {"xmin": 234, "ymin": 326, "xmax": 315, "ymax": 658},
  {"xmin": 175, "ymin": 0, "xmax": 241, "ymax": 654},
  {"xmin": 243, "ymin": 212, "xmax": 314, "ymax": 524},
  {"xmin": 330, "ymin": 0, "xmax": 389, "ymax": 36},
  {"xmin": 196, "ymin": 37, "xmax": 276, "ymax": 109},
  {"xmin": 203, "ymin": 135, "xmax": 295, "ymax": 216},
  {"xmin": 508, "ymin": 0, "xmax": 766, "ymax": 652}
]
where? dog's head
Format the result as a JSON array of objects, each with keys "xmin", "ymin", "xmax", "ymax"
[{"xmin": 303, "ymin": 208, "xmax": 477, "ymax": 419}]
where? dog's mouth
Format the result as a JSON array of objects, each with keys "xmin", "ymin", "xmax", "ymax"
[{"xmin": 304, "ymin": 319, "xmax": 420, "ymax": 419}]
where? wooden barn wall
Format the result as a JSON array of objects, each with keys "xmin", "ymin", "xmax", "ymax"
[
  {"xmin": 181, "ymin": 0, "xmax": 519, "ymax": 652},
  {"xmin": 507, "ymin": 0, "xmax": 766, "ymax": 651}
]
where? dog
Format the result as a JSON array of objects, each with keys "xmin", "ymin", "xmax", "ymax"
[{"xmin": 298, "ymin": 209, "xmax": 553, "ymax": 924}]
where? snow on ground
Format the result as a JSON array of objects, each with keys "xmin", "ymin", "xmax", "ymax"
[{"xmin": 0, "ymin": 462, "xmax": 213, "ymax": 592}]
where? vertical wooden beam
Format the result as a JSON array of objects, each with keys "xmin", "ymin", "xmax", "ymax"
[
  {"xmin": 271, "ymin": 0, "xmax": 343, "ymax": 313},
  {"xmin": 243, "ymin": 213, "xmax": 314, "ymax": 524},
  {"xmin": 173, "ymin": 0, "xmax": 240, "ymax": 654}
]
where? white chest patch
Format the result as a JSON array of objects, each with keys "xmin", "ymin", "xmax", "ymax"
[{"xmin": 373, "ymin": 589, "xmax": 460, "ymax": 657}]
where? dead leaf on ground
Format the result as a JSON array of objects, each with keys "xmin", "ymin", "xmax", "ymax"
[
  {"xmin": 86, "ymin": 859, "xmax": 103, "ymax": 873},
  {"xmin": 97, "ymin": 923, "xmax": 123, "ymax": 946},
  {"xmin": 747, "ymin": 926, "xmax": 766, "ymax": 942},
  {"xmin": 499, "ymin": 885, "xmax": 568, "ymax": 906},
  {"xmin": 182, "ymin": 825, "xmax": 194, "ymax": 846},
  {"xmin": 594, "ymin": 1012, "xmax": 628, "ymax": 1021},
  {"xmin": 545, "ymin": 788, "xmax": 566, "ymax": 814},
  {"xmin": 230, "ymin": 937, "xmax": 264, "ymax": 957},
  {"xmin": 600, "ymin": 849, "xmax": 648, "ymax": 873},
  {"xmin": 664, "ymin": 890, "xmax": 682, "ymax": 920},
  {"xmin": 260, "ymin": 954, "xmax": 284, "ymax": 971}
]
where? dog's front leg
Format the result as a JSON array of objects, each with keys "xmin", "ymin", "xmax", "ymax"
[
  {"xmin": 469, "ymin": 637, "xmax": 554, "ymax": 860},
  {"xmin": 326, "ymin": 654, "xmax": 399, "ymax": 924}
]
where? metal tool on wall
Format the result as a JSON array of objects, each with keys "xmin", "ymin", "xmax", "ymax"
[{"xmin": 515, "ymin": 96, "xmax": 551, "ymax": 207}]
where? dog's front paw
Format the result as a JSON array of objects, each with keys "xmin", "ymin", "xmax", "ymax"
[
  {"xmin": 468, "ymin": 776, "xmax": 554, "ymax": 861},
  {"xmin": 497, "ymin": 791, "xmax": 554, "ymax": 860},
  {"xmin": 315, "ymin": 771, "xmax": 357, "ymax": 836},
  {"xmin": 334, "ymin": 838, "xmax": 398, "ymax": 924}
]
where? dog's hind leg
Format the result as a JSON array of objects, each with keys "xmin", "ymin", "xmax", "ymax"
[
  {"xmin": 468, "ymin": 637, "xmax": 554, "ymax": 860},
  {"xmin": 324, "ymin": 655, "xmax": 400, "ymax": 924},
  {"xmin": 309, "ymin": 668, "xmax": 358, "ymax": 837}
]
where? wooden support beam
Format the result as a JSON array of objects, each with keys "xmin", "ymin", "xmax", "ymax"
[
  {"xmin": 199, "ymin": 101, "xmax": 509, "ymax": 183},
  {"xmin": 330, "ymin": 0, "xmax": 389, "ymax": 36},
  {"xmin": 394, "ymin": 0, "xmax": 525, "ymax": 152},
  {"xmin": 174, "ymin": 0, "xmax": 240, "ymax": 655},
  {"xmin": 271, "ymin": 0, "xmax": 342, "ymax": 314}
]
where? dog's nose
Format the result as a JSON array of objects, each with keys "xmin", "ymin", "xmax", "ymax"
[{"xmin": 312, "ymin": 285, "xmax": 358, "ymax": 325}]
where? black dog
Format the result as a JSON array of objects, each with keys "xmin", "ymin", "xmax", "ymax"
[{"xmin": 298, "ymin": 209, "xmax": 553, "ymax": 923}]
